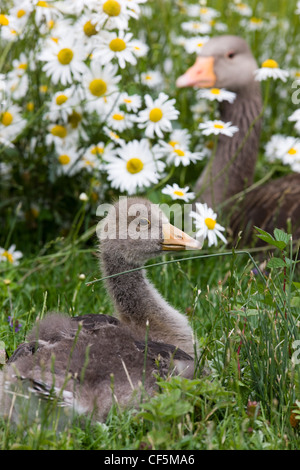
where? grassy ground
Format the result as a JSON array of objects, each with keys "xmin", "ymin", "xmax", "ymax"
[{"xmin": 0, "ymin": 228, "xmax": 299, "ymax": 450}]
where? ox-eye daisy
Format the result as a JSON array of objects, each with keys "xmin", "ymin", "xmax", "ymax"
[
  {"xmin": 55, "ymin": 143, "xmax": 79, "ymax": 175},
  {"xmin": 33, "ymin": 0, "xmax": 62, "ymax": 25},
  {"xmin": 162, "ymin": 184, "xmax": 195, "ymax": 202},
  {"xmin": 93, "ymin": 30, "xmax": 137, "ymax": 69},
  {"xmin": 39, "ymin": 36, "xmax": 87, "ymax": 86},
  {"xmin": 82, "ymin": 141, "xmax": 117, "ymax": 165},
  {"xmin": 155, "ymin": 140, "xmax": 204, "ymax": 167},
  {"xmin": 184, "ymin": 36, "xmax": 210, "ymax": 54},
  {"xmin": 136, "ymin": 93, "xmax": 179, "ymax": 139},
  {"xmin": 199, "ymin": 120, "xmax": 239, "ymax": 137},
  {"xmin": 82, "ymin": 62, "xmax": 120, "ymax": 113},
  {"xmin": 106, "ymin": 108, "xmax": 134, "ymax": 132},
  {"xmin": 254, "ymin": 59, "xmax": 289, "ymax": 82},
  {"xmin": 118, "ymin": 92, "xmax": 142, "ymax": 112},
  {"xmin": 0, "ymin": 245, "xmax": 23, "ymax": 266},
  {"xmin": 46, "ymin": 87, "xmax": 78, "ymax": 121},
  {"xmin": 190, "ymin": 203, "xmax": 227, "ymax": 247},
  {"xmin": 92, "ymin": 0, "xmax": 138, "ymax": 31},
  {"xmin": 197, "ymin": 87, "xmax": 236, "ymax": 103},
  {"xmin": 104, "ymin": 139, "xmax": 165, "ymax": 194},
  {"xmin": 140, "ymin": 70, "xmax": 164, "ymax": 88},
  {"xmin": 0, "ymin": 105, "xmax": 27, "ymax": 141}
]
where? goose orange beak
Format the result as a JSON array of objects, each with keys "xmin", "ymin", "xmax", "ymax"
[
  {"xmin": 176, "ymin": 56, "xmax": 216, "ymax": 88},
  {"xmin": 162, "ymin": 223, "xmax": 202, "ymax": 251}
]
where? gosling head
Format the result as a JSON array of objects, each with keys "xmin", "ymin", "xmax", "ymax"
[
  {"xmin": 97, "ymin": 198, "xmax": 202, "ymax": 266},
  {"xmin": 176, "ymin": 35, "xmax": 259, "ymax": 93}
]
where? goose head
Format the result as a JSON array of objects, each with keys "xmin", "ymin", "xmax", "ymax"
[
  {"xmin": 98, "ymin": 198, "xmax": 202, "ymax": 266},
  {"xmin": 176, "ymin": 35, "xmax": 259, "ymax": 93}
]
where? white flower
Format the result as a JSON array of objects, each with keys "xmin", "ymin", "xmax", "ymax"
[
  {"xmin": 130, "ymin": 39, "xmax": 149, "ymax": 58},
  {"xmin": 296, "ymin": 1, "xmax": 300, "ymax": 14},
  {"xmin": 197, "ymin": 88, "xmax": 236, "ymax": 103},
  {"xmin": 242, "ymin": 17, "xmax": 264, "ymax": 31},
  {"xmin": 79, "ymin": 192, "xmax": 89, "ymax": 201},
  {"xmin": 33, "ymin": 0, "xmax": 62, "ymax": 25},
  {"xmin": 106, "ymin": 108, "xmax": 134, "ymax": 132},
  {"xmin": 0, "ymin": 245, "xmax": 23, "ymax": 266},
  {"xmin": 103, "ymin": 126, "xmax": 125, "ymax": 146},
  {"xmin": 190, "ymin": 203, "xmax": 227, "ymax": 247},
  {"xmin": 38, "ymin": 35, "xmax": 88, "ymax": 86},
  {"xmin": 140, "ymin": 70, "xmax": 164, "ymax": 88},
  {"xmin": 55, "ymin": 143, "xmax": 80, "ymax": 175},
  {"xmin": 92, "ymin": 0, "xmax": 138, "ymax": 31},
  {"xmin": 184, "ymin": 36, "xmax": 210, "ymax": 54},
  {"xmin": 46, "ymin": 87, "xmax": 78, "ymax": 121},
  {"xmin": 199, "ymin": 120, "xmax": 239, "ymax": 137},
  {"xmin": 136, "ymin": 92, "xmax": 179, "ymax": 139},
  {"xmin": 181, "ymin": 21, "xmax": 211, "ymax": 35},
  {"xmin": 231, "ymin": 2, "xmax": 252, "ymax": 16},
  {"xmin": 186, "ymin": 5, "xmax": 220, "ymax": 20},
  {"xmin": 254, "ymin": 59, "xmax": 289, "ymax": 82},
  {"xmin": 82, "ymin": 61, "xmax": 121, "ymax": 113},
  {"xmin": 118, "ymin": 92, "xmax": 142, "ymax": 112},
  {"xmin": 93, "ymin": 30, "xmax": 137, "ymax": 69},
  {"xmin": 104, "ymin": 139, "xmax": 165, "ymax": 194},
  {"xmin": 0, "ymin": 105, "xmax": 27, "ymax": 142},
  {"xmin": 155, "ymin": 141, "xmax": 204, "ymax": 167},
  {"xmin": 84, "ymin": 141, "xmax": 117, "ymax": 164},
  {"xmin": 265, "ymin": 135, "xmax": 300, "ymax": 170},
  {"xmin": 162, "ymin": 184, "xmax": 195, "ymax": 202}
]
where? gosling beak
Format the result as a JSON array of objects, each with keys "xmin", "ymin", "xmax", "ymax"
[
  {"xmin": 162, "ymin": 223, "xmax": 203, "ymax": 251},
  {"xmin": 176, "ymin": 56, "xmax": 216, "ymax": 88}
]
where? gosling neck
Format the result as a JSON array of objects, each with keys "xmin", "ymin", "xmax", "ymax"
[
  {"xmin": 101, "ymin": 249, "xmax": 194, "ymax": 356},
  {"xmin": 195, "ymin": 82, "xmax": 262, "ymax": 210}
]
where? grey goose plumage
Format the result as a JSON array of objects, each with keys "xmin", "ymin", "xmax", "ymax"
[
  {"xmin": 0, "ymin": 198, "xmax": 203, "ymax": 425},
  {"xmin": 177, "ymin": 35, "xmax": 300, "ymax": 242}
]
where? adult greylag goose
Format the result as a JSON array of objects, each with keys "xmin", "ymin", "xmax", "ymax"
[
  {"xmin": 176, "ymin": 35, "xmax": 300, "ymax": 242},
  {"xmin": 0, "ymin": 198, "xmax": 202, "ymax": 424}
]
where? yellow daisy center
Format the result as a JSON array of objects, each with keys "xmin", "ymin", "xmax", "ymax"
[
  {"xmin": 56, "ymin": 94, "xmax": 68, "ymax": 106},
  {"xmin": 83, "ymin": 20, "xmax": 97, "ymax": 37},
  {"xmin": 197, "ymin": 42, "xmax": 204, "ymax": 48},
  {"xmin": 251, "ymin": 17, "xmax": 262, "ymax": 24},
  {"xmin": 40, "ymin": 85, "xmax": 48, "ymax": 93},
  {"xmin": 103, "ymin": 0, "xmax": 121, "ymax": 16},
  {"xmin": 123, "ymin": 98, "xmax": 132, "ymax": 104},
  {"xmin": 211, "ymin": 88, "xmax": 221, "ymax": 95},
  {"xmin": 1, "ymin": 112, "xmax": 13, "ymax": 126},
  {"xmin": 18, "ymin": 63, "xmax": 27, "ymax": 70},
  {"xmin": 169, "ymin": 140, "xmax": 179, "ymax": 148},
  {"xmin": 205, "ymin": 217, "xmax": 217, "ymax": 230},
  {"xmin": 68, "ymin": 110, "xmax": 82, "ymax": 129},
  {"xmin": 262, "ymin": 59, "xmax": 279, "ymax": 69},
  {"xmin": 57, "ymin": 48, "xmax": 74, "ymax": 65},
  {"xmin": 37, "ymin": 1, "xmax": 49, "ymax": 7},
  {"xmin": 91, "ymin": 146, "xmax": 104, "ymax": 155},
  {"xmin": 58, "ymin": 154, "xmax": 71, "ymax": 165},
  {"xmin": 89, "ymin": 78, "xmax": 107, "ymax": 97},
  {"xmin": 50, "ymin": 125, "xmax": 67, "ymax": 138},
  {"xmin": 109, "ymin": 38, "xmax": 126, "ymax": 52},
  {"xmin": 17, "ymin": 9, "xmax": 26, "ymax": 18},
  {"xmin": 174, "ymin": 190, "xmax": 184, "ymax": 197},
  {"xmin": 126, "ymin": 158, "xmax": 144, "ymax": 174},
  {"xmin": 149, "ymin": 108, "xmax": 163, "ymax": 122},
  {"xmin": 214, "ymin": 123, "xmax": 224, "ymax": 129},
  {"xmin": 288, "ymin": 148, "xmax": 297, "ymax": 156},
  {"xmin": 2, "ymin": 251, "xmax": 13, "ymax": 263},
  {"xmin": 84, "ymin": 159, "xmax": 95, "ymax": 167},
  {"xmin": 174, "ymin": 149, "xmax": 185, "ymax": 157},
  {"xmin": 112, "ymin": 113, "xmax": 124, "ymax": 121},
  {"xmin": 0, "ymin": 14, "xmax": 9, "ymax": 26}
]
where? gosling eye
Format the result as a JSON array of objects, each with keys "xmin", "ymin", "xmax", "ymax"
[
  {"xmin": 139, "ymin": 218, "xmax": 150, "ymax": 227},
  {"xmin": 227, "ymin": 51, "xmax": 236, "ymax": 59}
]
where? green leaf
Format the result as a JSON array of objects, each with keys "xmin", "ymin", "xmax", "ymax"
[
  {"xmin": 273, "ymin": 228, "xmax": 291, "ymax": 246},
  {"xmin": 293, "ymin": 282, "xmax": 300, "ymax": 290},
  {"xmin": 267, "ymin": 257, "xmax": 286, "ymax": 268}
]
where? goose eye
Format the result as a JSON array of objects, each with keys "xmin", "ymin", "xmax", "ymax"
[
  {"xmin": 227, "ymin": 51, "xmax": 236, "ymax": 59},
  {"xmin": 139, "ymin": 218, "xmax": 150, "ymax": 227}
]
